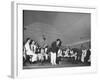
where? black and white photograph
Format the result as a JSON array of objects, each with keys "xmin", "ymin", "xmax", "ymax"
[{"xmin": 23, "ymin": 10, "xmax": 91, "ymax": 69}]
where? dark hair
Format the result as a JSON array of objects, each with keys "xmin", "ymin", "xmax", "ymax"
[
  {"xmin": 45, "ymin": 45, "xmax": 48, "ymax": 48},
  {"xmin": 26, "ymin": 38, "xmax": 30, "ymax": 41},
  {"xmin": 56, "ymin": 38, "xmax": 62, "ymax": 47},
  {"xmin": 29, "ymin": 40, "xmax": 33, "ymax": 45},
  {"xmin": 56, "ymin": 39, "xmax": 61, "ymax": 42},
  {"xmin": 23, "ymin": 38, "xmax": 30, "ymax": 46}
]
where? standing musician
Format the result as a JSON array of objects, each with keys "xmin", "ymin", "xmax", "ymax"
[{"xmin": 51, "ymin": 39, "xmax": 62, "ymax": 65}]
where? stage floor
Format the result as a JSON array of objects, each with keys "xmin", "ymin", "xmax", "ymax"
[{"xmin": 23, "ymin": 58, "xmax": 91, "ymax": 69}]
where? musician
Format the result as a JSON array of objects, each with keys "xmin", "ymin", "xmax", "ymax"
[
  {"xmin": 85, "ymin": 49, "xmax": 91, "ymax": 63},
  {"xmin": 23, "ymin": 38, "xmax": 31, "ymax": 63},
  {"xmin": 30, "ymin": 40, "xmax": 38, "ymax": 63},
  {"xmin": 51, "ymin": 39, "xmax": 62, "ymax": 65}
]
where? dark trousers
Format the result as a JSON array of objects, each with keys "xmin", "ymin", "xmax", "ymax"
[{"xmin": 56, "ymin": 57, "xmax": 61, "ymax": 64}]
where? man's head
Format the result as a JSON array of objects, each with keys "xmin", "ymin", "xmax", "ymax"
[
  {"xmin": 56, "ymin": 39, "xmax": 61, "ymax": 46},
  {"xmin": 26, "ymin": 38, "xmax": 31, "ymax": 43}
]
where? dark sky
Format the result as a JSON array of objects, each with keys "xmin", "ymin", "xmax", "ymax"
[{"xmin": 23, "ymin": 10, "xmax": 91, "ymax": 46}]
